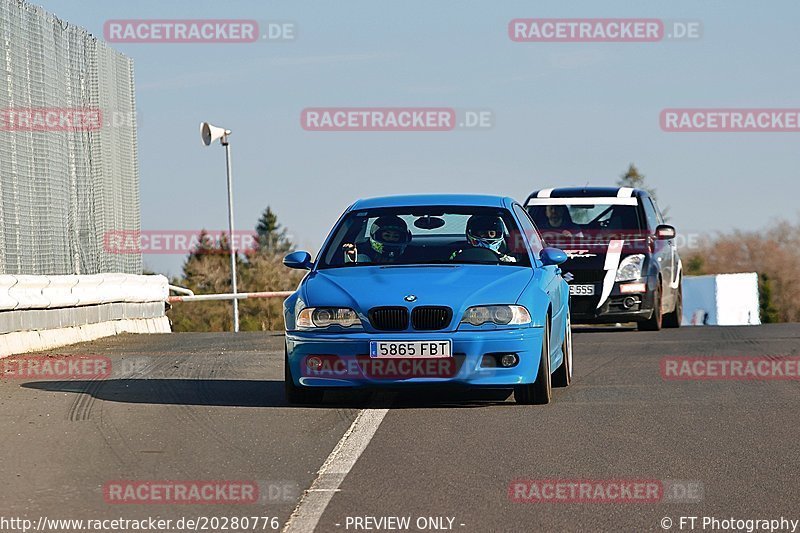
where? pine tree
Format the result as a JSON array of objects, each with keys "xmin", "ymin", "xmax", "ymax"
[
  {"xmin": 617, "ymin": 163, "xmax": 669, "ymax": 220},
  {"xmin": 255, "ymin": 207, "xmax": 292, "ymax": 255},
  {"xmin": 618, "ymin": 163, "xmax": 647, "ymax": 190}
]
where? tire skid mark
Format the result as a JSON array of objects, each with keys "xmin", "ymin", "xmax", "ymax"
[{"xmin": 68, "ymin": 378, "xmax": 103, "ymax": 422}]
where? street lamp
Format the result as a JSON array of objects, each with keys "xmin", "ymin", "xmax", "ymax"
[{"xmin": 200, "ymin": 121, "xmax": 239, "ymax": 332}]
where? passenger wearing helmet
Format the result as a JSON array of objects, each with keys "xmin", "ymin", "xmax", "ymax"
[
  {"xmin": 450, "ymin": 215, "xmax": 517, "ymax": 263},
  {"xmin": 343, "ymin": 215, "xmax": 411, "ymax": 264}
]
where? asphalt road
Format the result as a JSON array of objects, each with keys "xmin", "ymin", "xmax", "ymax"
[{"xmin": 1, "ymin": 324, "xmax": 799, "ymax": 532}]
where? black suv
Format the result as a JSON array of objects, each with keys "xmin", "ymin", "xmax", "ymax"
[{"xmin": 526, "ymin": 187, "xmax": 682, "ymax": 330}]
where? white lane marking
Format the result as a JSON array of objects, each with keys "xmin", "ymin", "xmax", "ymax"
[
  {"xmin": 282, "ymin": 407, "xmax": 390, "ymax": 533},
  {"xmin": 597, "ymin": 239, "xmax": 624, "ymax": 309},
  {"xmin": 617, "ymin": 187, "xmax": 634, "ymax": 198},
  {"xmin": 537, "ymin": 188, "xmax": 553, "ymax": 198},
  {"xmin": 526, "ymin": 197, "xmax": 638, "ymax": 206}
]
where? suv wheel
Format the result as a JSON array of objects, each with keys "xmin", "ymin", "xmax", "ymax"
[{"xmin": 638, "ymin": 283, "xmax": 663, "ymax": 331}]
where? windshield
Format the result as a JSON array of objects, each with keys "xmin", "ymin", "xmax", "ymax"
[
  {"xmin": 318, "ymin": 206, "xmax": 531, "ymax": 268},
  {"xmin": 527, "ymin": 202, "xmax": 644, "ymax": 246}
]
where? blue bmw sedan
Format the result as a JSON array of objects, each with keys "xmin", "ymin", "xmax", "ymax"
[{"xmin": 282, "ymin": 195, "xmax": 572, "ymax": 405}]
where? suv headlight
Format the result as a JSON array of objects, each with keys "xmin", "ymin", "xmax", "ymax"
[
  {"xmin": 461, "ymin": 305, "xmax": 531, "ymax": 326},
  {"xmin": 297, "ymin": 307, "xmax": 361, "ymax": 329},
  {"xmin": 615, "ymin": 254, "xmax": 645, "ymax": 282}
]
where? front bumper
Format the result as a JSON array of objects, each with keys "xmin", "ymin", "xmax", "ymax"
[
  {"xmin": 285, "ymin": 327, "xmax": 543, "ymax": 388},
  {"xmin": 569, "ymin": 276, "xmax": 657, "ymax": 324}
]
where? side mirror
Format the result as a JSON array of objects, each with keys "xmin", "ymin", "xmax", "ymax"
[
  {"xmin": 655, "ymin": 224, "xmax": 676, "ymax": 240},
  {"xmin": 540, "ymin": 247, "xmax": 568, "ymax": 266},
  {"xmin": 283, "ymin": 250, "xmax": 313, "ymax": 270}
]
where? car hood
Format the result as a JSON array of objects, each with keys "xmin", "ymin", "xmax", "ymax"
[{"xmin": 303, "ymin": 265, "xmax": 533, "ymax": 317}]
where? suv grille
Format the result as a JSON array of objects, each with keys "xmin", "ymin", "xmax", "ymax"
[
  {"xmin": 369, "ymin": 307, "xmax": 409, "ymax": 331},
  {"xmin": 568, "ymin": 270, "xmax": 604, "ymax": 283},
  {"xmin": 411, "ymin": 306, "xmax": 452, "ymax": 330}
]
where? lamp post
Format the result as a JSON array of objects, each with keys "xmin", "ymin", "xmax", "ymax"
[{"xmin": 200, "ymin": 122, "xmax": 239, "ymax": 332}]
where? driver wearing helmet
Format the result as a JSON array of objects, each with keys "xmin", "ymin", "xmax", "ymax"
[
  {"xmin": 343, "ymin": 215, "xmax": 411, "ymax": 264},
  {"xmin": 450, "ymin": 215, "xmax": 517, "ymax": 263}
]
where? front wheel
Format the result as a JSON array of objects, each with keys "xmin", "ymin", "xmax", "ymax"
[
  {"xmin": 552, "ymin": 311, "xmax": 573, "ymax": 387},
  {"xmin": 285, "ymin": 351, "xmax": 324, "ymax": 405},
  {"xmin": 515, "ymin": 317, "xmax": 552, "ymax": 404},
  {"xmin": 638, "ymin": 283, "xmax": 663, "ymax": 331}
]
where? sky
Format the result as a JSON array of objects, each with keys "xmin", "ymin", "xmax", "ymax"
[{"xmin": 34, "ymin": 0, "xmax": 800, "ymax": 276}]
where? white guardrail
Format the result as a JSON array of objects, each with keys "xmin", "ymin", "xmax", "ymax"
[{"xmin": 0, "ymin": 274, "xmax": 169, "ymax": 311}]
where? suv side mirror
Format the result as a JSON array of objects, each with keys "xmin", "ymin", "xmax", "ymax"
[
  {"xmin": 283, "ymin": 250, "xmax": 314, "ymax": 270},
  {"xmin": 540, "ymin": 247, "xmax": 568, "ymax": 266},
  {"xmin": 655, "ymin": 224, "xmax": 676, "ymax": 240}
]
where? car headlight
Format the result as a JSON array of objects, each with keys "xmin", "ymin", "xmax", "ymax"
[
  {"xmin": 297, "ymin": 307, "xmax": 361, "ymax": 328},
  {"xmin": 461, "ymin": 305, "xmax": 531, "ymax": 326},
  {"xmin": 615, "ymin": 254, "xmax": 645, "ymax": 282}
]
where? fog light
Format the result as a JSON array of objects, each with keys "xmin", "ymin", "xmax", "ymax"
[
  {"xmin": 500, "ymin": 354, "xmax": 519, "ymax": 367},
  {"xmin": 623, "ymin": 297, "xmax": 636, "ymax": 309}
]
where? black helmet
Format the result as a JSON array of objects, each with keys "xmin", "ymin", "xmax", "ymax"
[
  {"xmin": 369, "ymin": 216, "xmax": 410, "ymax": 257},
  {"xmin": 466, "ymin": 215, "xmax": 505, "ymax": 253}
]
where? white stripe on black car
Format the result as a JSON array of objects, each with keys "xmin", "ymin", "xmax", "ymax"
[{"xmin": 597, "ymin": 239, "xmax": 624, "ymax": 309}]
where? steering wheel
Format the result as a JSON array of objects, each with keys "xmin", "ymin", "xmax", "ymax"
[{"xmin": 452, "ymin": 247, "xmax": 500, "ymax": 263}]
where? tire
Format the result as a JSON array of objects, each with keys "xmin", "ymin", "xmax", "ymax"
[
  {"xmin": 638, "ymin": 282, "xmax": 663, "ymax": 331},
  {"xmin": 663, "ymin": 278, "xmax": 682, "ymax": 328},
  {"xmin": 515, "ymin": 316, "xmax": 552, "ymax": 404},
  {"xmin": 552, "ymin": 311, "xmax": 573, "ymax": 388},
  {"xmin": 285, "ymin": 350, "xmax": 324, "ymax": 405}
]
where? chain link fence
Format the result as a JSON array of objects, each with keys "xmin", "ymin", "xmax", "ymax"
[{"xmin": 0, "ymin": 0, "xmax": 140, "ymax": 275}]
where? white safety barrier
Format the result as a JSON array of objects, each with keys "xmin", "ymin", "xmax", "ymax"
[
  {"xmin": 0, "ymin": 275, "xmax": 17, "ymax": 309},
  {"xmin": 43, "ymin": 275, "xmax": 80, "ymax": 308},
  {"xmin": 0, "ymin": 274, "xmax": 171, "ymax": 358},
  {"xmin": 0, "ymin": 274, "xmax": 169, "ymax": 311},
  {"xmin": 8, "ymin": 275, "xmax": 50, "ymax": 310}
]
